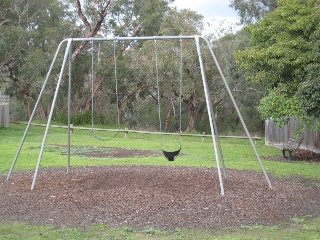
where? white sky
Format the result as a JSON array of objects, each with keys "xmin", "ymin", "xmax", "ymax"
[
  {"xmin": 169, "ymin": 0, "xmax": 242, "ymax": 36},
  {"xmin": 170, "ymin": 0, "xmax": 239, "ymax": 20}
]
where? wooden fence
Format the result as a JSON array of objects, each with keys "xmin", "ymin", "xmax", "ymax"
[
  {"xmin": 265, "ymin": 118, "xmax": 320, "ymax": 153},
  {"xmin": 15, "ymin": 122, "xmax": 262, "ymax": 141},
  {"xmin": 0, "ymin": 95, "xmax": 9, "ymax": 128}
]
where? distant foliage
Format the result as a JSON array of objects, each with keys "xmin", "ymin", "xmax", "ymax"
[
  {"xmin": 235, "ymin": 0, "xmax": 320, "ymax": 131},
  {"xmin": 229, "ymin": 0, "xmax": 277, "ymax": 25},
  {"xmin": 54, "ymin": 111, "xmax": 111, "ymax": 126}
]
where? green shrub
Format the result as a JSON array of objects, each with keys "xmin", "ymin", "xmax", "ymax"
[{"xmin": 54, "ymin": 111, "xmax": 110, "ymax": 125}]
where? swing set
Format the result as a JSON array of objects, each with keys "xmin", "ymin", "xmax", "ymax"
[{"xmin": 6, "ymin": 36, "xmax": 273, "ymax": 195}]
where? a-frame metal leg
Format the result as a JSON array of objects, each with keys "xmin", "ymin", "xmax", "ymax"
[
  {"xmin": 31, "ymin": 39, "xmax": 73, "ymax": 190},
  {"xmin": 6, "ymin": 39, "xmax": 70, "ymax": 182},
  {"xmin": 201, "ymin": 36, "xmax": 273, "ymax": 190},
  {"xmin": 67, "ymin": 41, "xmax": 73, "ymax": 173},
  {"xmin": 195, "ymin": 36, "xmax": 225, "ymax": 195}
]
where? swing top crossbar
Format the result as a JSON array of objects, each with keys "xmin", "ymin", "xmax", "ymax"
[{"xmin": 65, "ymin": 35, "xmax": 198, "ymax": 43}]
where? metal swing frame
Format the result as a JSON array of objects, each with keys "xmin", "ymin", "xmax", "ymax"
[{"xmin": 6, "ymin": 35, "xmax": 273, "ymax": 195}]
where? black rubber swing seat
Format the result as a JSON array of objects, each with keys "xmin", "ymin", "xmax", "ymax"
[{"xmin": 162, "ymin": 148, "xmax": 181, "ymax": 161}]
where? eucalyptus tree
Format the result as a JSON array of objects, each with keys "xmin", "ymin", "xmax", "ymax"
[
  {"xmin": 0, "ymin": 0, "xmax": 77, "ymax": 120},
  {"xmin": 157, "ymin": 8, "xmax": 206, "ymax": 132},
  {"xmin": 101, "ymin": 8, "xmax": 206, "ymax": 132},
  {"xmin": 73, "ymin": 0, "xmax": 174, "ymax": 117},
  {"xmin": 229, "ymin": 0, "xmax": 277, "ymax": 25}
]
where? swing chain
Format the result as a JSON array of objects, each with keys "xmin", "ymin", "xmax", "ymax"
[
  {"xmin": 179, "ymin": 36, "xmax": 183, "ymax": 147},
  {"xmin": 91, "ymin": 38, "xmax": 95, "ymax": 132},
  {"xmin": 155, "ymin": 37, "xmax": 183, "ymax": 153},
  {"xmin": 90, "ymin": 38, "xmax": 121, "ymax": 141},
  {"xmin": 114, "ymin": 37, "xmax": 121, "ymax": 131},
  {"xmin": 154, "ymin": 38, "xmax": 163, "ymax": 148}
]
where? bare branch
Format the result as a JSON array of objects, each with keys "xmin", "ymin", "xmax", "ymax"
[
  {"xmin": 72, "ymin": 0, "xmax": 113, "ymax": 61},
  {"xmin": 74, "ymin": 0, "xmax": 92, "ymax": 34},
  {"xmin": 0, "ymin": 19, "xmax": 12, "ymax": 26},
  {"xmin": 91, "ymin": 1, "xmax": 113, "ymax": 36}
]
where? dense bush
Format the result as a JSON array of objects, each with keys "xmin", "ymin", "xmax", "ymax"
[{"xmin": 53, "ymin": 111, "xmax": 111, "ymax": 125}]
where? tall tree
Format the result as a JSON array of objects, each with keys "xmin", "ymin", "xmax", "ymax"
[
  {"xmin": 211, "ymin": 31, "xmax": 264, "ymax": 135},
  {"xmin": 0, "ymin": 0, "xmax": 76, "ymax": 120},
  {"xmin": 159, "ymin": 8, "xmax": 205, "ymax": 132},
  {"xmin": 229, "ymin": 0, "xmax": 277, "ymax": 25},
  {"xmin": 235, "ymin": 0, "xmax": 320, "ymax": 130},
  {"xmin": 296, "ymin": 25, "xmax": 320, "ymax": 120},
  {"xmin": 72, "ymin": 0, "xmax": 114, "ymax": 60},
  {"xmin": 74, "ymin": 0, "xmax": 173, "ymax": 114},
  {"xmin": 108, "ymin": 8, "xmax": 205, "ymax": 132}
]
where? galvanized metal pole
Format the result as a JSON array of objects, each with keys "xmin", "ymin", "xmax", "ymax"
[
  {"xmin": 67, "ymin": 41, "xmax": 72, "ymax": 173},
  {"xmin": 210, "ymin": 107, "xmax": 227, "ymax": 178},
  {"xmin": 200, "ymin": 36, "xmax": 273, "ymax": 190},
  {"xmin": 195, "ymin": 36, "xmax": 225, "ymax": 195},
  {"xmin": 31, "ymin": 39, "xmax": 72, "ymax": 190}
]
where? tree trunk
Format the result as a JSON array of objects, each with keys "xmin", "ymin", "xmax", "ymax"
[
  {"xmin": 213, "ymin": 97, "xmax": 224, "ymax": 119},
  {"xmin": 184, "ymin": 90, "xmax": 198, "ymax": 132},
  {"xmin": 5, "ymin": 64, "xmax": 32, "ymax": 120},
  {"xmin": 73, "ymin": 1, "xmax": 145, "ymax": 114},
  {"xmin": 164, "ymin": 91, "xmax": 173, "ymax": 132},
  {"xmin": 118, "ymin": 85, "xmax": 146, "ymax": 123},
  {"xmin": 81, "ymin": 76, "xmax": 104, "ymax": 113},
  {"xmin": 36, "ymin": 101, "xmax": 47, "ymax": 120},
  {"xmin": 72, "ymin": 0, "xmax": 113, "ymax": 61},
  {"xmin": 73, "ymin": 1, "xmax": 144, "ymax": 115},
  {"xmin": 23, "ymin": 95, "xmax": 31, "ymax": 121}
]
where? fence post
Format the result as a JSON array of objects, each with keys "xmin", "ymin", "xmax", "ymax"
[
  {"xmin": 202, "ymin": 132, "xmax": 205, "ymax": 142},
  {"xmin": 70, "ymin": 124, "xmax": 73, "ymax": 134},
  {"xmin": 124, "ymin": 127, "xmax": 128, "ymax": 138},
  {"xmin": 0, "ymin": 95, "xmax": 9, "ymax": 128}
]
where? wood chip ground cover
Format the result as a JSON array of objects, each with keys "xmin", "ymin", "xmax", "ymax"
[{"xmin": 1, "ymin": 165, "xmax": 320, "ymax": 232}]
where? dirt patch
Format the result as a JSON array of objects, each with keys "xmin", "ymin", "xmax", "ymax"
[
  {"xmin": 53, "ymin": 145, "xmax": 320, "ymax": 163},
  {"xmin": 1, "ymin": 166, "xmax": 320, "ymax": 231},
  {"xmin": 50, "ymin": 145, "xmax": 162, "ymax": 158}
]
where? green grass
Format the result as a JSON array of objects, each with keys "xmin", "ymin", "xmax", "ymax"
[
  {"xmin": 2, "ymin": 123, "xmax": 318, "ymax": 179},
  {"xmin": 1, "ymin": 217, "xmax": 320, "ymax": 239},
  {"xmin": 1, "ymin": 123, "xmax": 320, "ymax": 239}
]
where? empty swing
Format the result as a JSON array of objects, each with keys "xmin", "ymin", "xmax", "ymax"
[
  {"xmin": 154, "ymin": 38, "xmax": 183, "ymax": 161},
  {"xmin": 90, "ymin": 38, "xmax": 121, "ymax": 141}
]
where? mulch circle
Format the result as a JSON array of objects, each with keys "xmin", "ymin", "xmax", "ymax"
[{"xmin": 1, "ymin": 165, "xmax": 320, "ymax": 231}]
